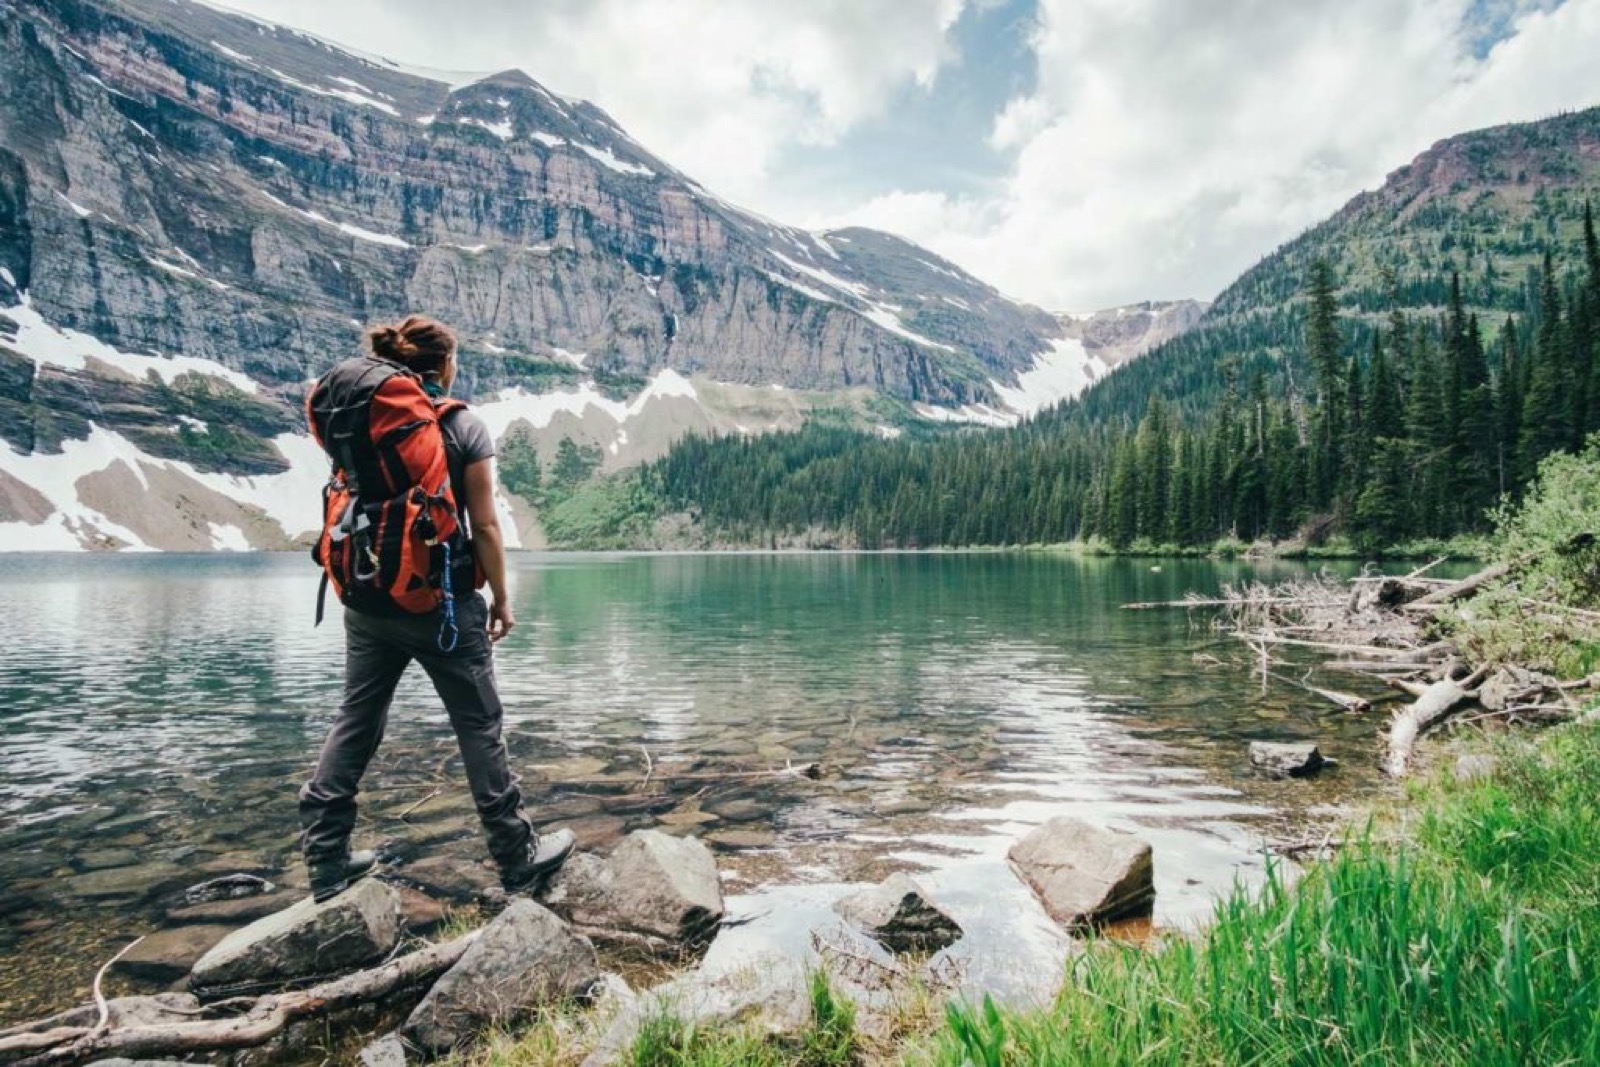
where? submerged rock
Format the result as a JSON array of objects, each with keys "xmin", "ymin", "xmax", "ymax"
[
  {"xmin": 167, "ymin": 889, "xmax": 300, "ymax": 926},
  {"xmin": 114, "ymin": 925, "xmax": 235, "ymax": 984},
  {"xmin": 1249, "ymin": 741, "xmax": 1327, "ymax": 779},
  {"xmin": 833, "ymin": 873, "xmax": 963, "ymax": 954},
  {"xmin": 189, "ymin": 878, "xmax": 401, "ymax": 992},
  {"xmin": 403, "ymin": 899, "xmax": 600, "ymax": 1055},
  {"xmin": 1008, "ymin": 817, "xmax": 1155, "ymax": 928},
  {"xmin": 540, "ymin": 830, "xmax": 724, "ymax": 950},
  {"xmin": 393, "ymin": 854, "xmax": 500, "ymax": 903},
  {"xmin": 182, "ymin": 873, "xmax": 275, "ymax": 904}
]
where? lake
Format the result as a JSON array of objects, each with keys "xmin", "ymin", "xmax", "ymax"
[{"xmin": 0, "ymin": 552, "xmax": 1402, "ymax": 1023}]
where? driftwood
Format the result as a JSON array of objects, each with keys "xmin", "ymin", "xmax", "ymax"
[
  {"xmin": 1402, "ymin": 559, "xmax": 1519, "ymax": 611},
  {"xmin": 1232, "ymin": 632, "xmax": 1423, "ymax": 658},
  {"xmin": 1305, "ymin": 685, "xmax": 1371, "ymax": 714},
  {"xmin": 0, "ymin": 933, "xmax": 476, "ymax": 1065},
  {"xmin": 1122, "ymin": 596, "xmax": 1308, "ymax": 610},
  {"xmin": 1382, "ymin": 668, "xmax": 1488, "ymax": 777}
]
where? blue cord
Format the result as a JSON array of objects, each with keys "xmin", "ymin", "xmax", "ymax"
[{"xmin": 438, "ymin": 538, "xmax": 459, "ymax": 652}]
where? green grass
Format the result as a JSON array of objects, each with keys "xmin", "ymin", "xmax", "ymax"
[
  {"xmin": 932, "ymin": 723, "xmax": 1600, "ymax": 1067},
  {"xmin": 624, "ymin": 972, "xmax": 861, "ymax": 1067}
]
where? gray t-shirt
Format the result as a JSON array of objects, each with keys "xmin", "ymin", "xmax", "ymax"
[{"xmin": 441, "ymin": 407, "xmax": 495, "ymax": 530}]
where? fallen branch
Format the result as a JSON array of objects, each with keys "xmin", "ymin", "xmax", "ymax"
[
  {"xmin": 1123, "ymin": 596, "xmax": 1308, "ymax": 610},
  {"xmin": 2, "ymin": 934, "xmax": 475, "ymax": 1065},
  {"xmin": 91, "ymin": 939, "xmax": 143, "ymax": 1038},
  {"xmin": 1233, "ymin": 632, "xmax": 1422, "ymax": 658},
  {"xmin": 1382, "ymin": 667, "xmax": 1488, "ymax": 777},
  {"xmin": 396, "ymin": 787, "xmax": 443, "ymax": 822},
  {"xmin": 1402, "ymin": 556, "xmax": 1531, "ymax": 612},
  {"xmin": 1306, "ymin": 686, "xmax": 1372, "ymax": 714}
]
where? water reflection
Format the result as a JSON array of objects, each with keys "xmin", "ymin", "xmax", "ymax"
[{"xmin": 0, "ymin": 552, "xmax": 1405, "ymax": 1024}]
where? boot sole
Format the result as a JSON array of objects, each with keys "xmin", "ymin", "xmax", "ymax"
[
  {"xmin": 311, "ymin": 861, "xmax": 377, "ymax": 904},
  {"xmin": 501, "ymin": 842, "xmax": 576, "ymax": 895}
]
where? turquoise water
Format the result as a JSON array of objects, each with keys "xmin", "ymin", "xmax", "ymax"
[{"xmin": 0, "ymin": 552, "xmax": 1402, "ymax": 1022}]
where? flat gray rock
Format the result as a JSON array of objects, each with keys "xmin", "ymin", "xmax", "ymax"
[
  {"xmin": 833, "ymin": 873, "xmax": 963, "ymax": 954},
  {"xmin": 113, "ymin": 925, "xmax": 234, "ymax": 984},
  {"xmin": 404, "ymin": 898, "xmax": 600, "ymax": 1055},
  {"xmin": 166, "ymin": 889, "xmax": 300, "ymax": 926},
  {"xmin": 1249, "ymin": 741, "xmax": 1326, "ymax": 779},
  {"xmin": 189, "ymin": 878, "xmax": 400, "ymax": 992},
  {"xmin": 1008, "ymin": 817, "xmax": 1154, "ymax": 929},
  {"xmin": 540, "ymin": 830, "xmax": 724, "ymax": 949}
]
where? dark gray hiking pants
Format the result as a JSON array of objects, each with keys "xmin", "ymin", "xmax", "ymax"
[{"xmin": 298, "ymin": 593, "xmax": 533, "ymax": 869}]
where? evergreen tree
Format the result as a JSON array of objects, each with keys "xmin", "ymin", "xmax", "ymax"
[{"xmin": 1520, "ymin": 253, "xmax": 1569, "ymax": 478}]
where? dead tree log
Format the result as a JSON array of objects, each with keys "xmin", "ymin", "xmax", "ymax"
[
  {"xmin": 1382, "ymin": 668, "xmax": 1487, "ymax": 777},
  {"xmin": 0, "ymin": 933, "xmax": 475, "ymax": 1066},
  {"xmin": 1401, "ymin": 555, "xmax": 1536, "ymax": 613}
]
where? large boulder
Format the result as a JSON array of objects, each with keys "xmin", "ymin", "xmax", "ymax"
[
  {"xmin": 1249, "ymin": 741, "xmax": 1326, "ymax": 779},
  {"xmin": 833, "ymin": 874, "xmax": 962, "ymax": 954},
  {"xmin": 539, "ymin": 831, "xmax": 724, "ymax": 950},
  {"xmin": 403, "ymin": 898, "xmax": 600, "ymax": 1055},
  {"xmin": 189, "ymin": 878, "xmax": 401, "ymax": 993},
  {"xmin": 1008, "ymin": 817, "xmax": 1154, "ymax": 929}
]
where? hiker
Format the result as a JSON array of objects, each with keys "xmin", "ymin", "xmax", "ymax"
[{"xmin": 298, "ymin": 315, "xmax": 573, "ymax": 903}]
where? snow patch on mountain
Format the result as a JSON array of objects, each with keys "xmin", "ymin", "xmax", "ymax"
[
  {"xmin": 459, "ymin": 116, "xmax": 514, "ymax": 140},
  {"xmin": 4, "ymin": 299, "xmax": 260, "ymax": 393},
  {"xmin": 298, "ymin": 209, "xmax": 411, "ymax": 248},
  {"xmin": 767, "ymin": 250, "xmax": 953, "ymax": 352},
  {"xmin": 913, "ymin": 402, "xmax": 1014, "ymax": 428},
  {"xmin": 573, "ymin": 142, "xmax": 654, "ymax": 178},
  {"xmin": 990, "ymin": 338, "xmax": 1105, "ymax": 418},
  {"xmin": 473, "ymin": 368, "xmax": 698, "ymax": 441},
  {"xmin": 0, "ymin": 427, "xmax": 157, "ymax": 551}
]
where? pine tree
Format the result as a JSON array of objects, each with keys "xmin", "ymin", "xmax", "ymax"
[
  {"xmin": 1305, "ymin": 260, "xmax": 1344, "ymax": 511},
  {"xmin": 1520, "ymin": 252, "xmax": 1568, "ymax": 478}
]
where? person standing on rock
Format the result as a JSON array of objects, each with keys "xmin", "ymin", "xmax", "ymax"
[{"xmin": 298, "ymin": 314, "xmax": 574, "ymax": 903}]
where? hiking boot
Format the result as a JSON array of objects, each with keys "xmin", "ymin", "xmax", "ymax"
[
  {"xmin": 500, "ymin": 828, "xmax": 576, "ymax": 894},
  {"xmin": 308, "ymin": 849, "xmax": 379, "ymax": 904}
]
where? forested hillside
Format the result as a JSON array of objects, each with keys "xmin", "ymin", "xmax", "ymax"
[{"xmin": 582, "ymin": 108, "xmax": 1600, "ymax": 553}]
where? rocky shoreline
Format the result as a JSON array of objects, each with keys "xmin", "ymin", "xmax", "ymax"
[{"xmin": 0, "ymin": 818, "xmax": 1158, "ymax": 1066}]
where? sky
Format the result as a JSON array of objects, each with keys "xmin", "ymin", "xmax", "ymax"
[{"xmin": 210, "ymin": 0, "xmax": 1599, "ymax": 312}]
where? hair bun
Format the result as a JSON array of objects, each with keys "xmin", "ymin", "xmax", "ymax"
[{"xmin": 366, "ymin": 315, "xmax": 455, "ymax": 372}]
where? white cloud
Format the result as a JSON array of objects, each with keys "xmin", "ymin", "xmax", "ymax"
[
  {"xmin": 213, "ymin": 0, "xmax": 970, "ymax": 204},
  {"xmin": 834, "ymin": 0, "xmax": 1600, "ymax": 310},
  {"xmin": 206, "ymin": 0, "xmax": 1598, "ymax": 312}
]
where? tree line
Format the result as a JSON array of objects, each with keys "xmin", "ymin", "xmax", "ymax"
[{"xmin": 641, "ymin": 205, "xmax": 1600, "ymax": 553}]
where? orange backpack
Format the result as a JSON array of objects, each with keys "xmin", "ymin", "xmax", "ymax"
[{"xmin": 305, "ymin": 356, "xmax": 479, "ymax": 647}]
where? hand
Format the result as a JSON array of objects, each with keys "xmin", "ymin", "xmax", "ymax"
[{"xmin": 487, "ymin": 598, "xmax": 516, "ymax": 643}]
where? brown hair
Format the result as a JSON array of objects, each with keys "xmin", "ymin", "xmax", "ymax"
[{"xmin": 366, "ymin": 315, "xmax": 456, "ymax": 377}]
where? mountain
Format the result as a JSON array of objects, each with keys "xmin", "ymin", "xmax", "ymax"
[
  {"xmin": 625, "ymin": 105, "xmax": 1600, "ymax": 551},
  {"xmin": 0, "ymin": 0, "xmax": 1184, "ymax": 551},
  {"xmin": 1066, "ymin": 106, "xmax": 1600, "ymax": 429}
]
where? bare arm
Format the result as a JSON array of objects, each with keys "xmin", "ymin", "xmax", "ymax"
[{"xmin": 462, "ymin": 457, "xmax": 514, "ymax": 642}]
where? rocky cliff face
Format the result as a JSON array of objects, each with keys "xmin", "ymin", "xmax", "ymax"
[
  {"xmin": 0, "ymin": 0, "xmax": 1056, "ymax": 405},
  {"xmin": 0, "ymin": 0, "xmax": 1196, "ymax": 550}
]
